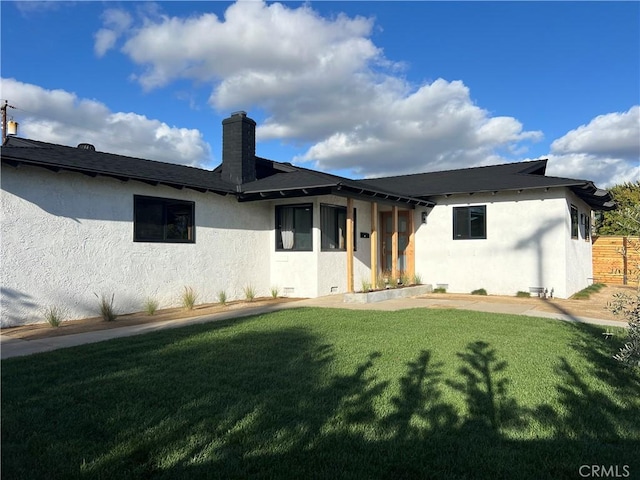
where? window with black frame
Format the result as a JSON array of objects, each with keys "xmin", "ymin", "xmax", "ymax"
[
  {"xmin": 570, "ymin": 205, "xmax": 579, "ymax": 239},
  {"xmin": 320, "ymin": 204, "xmax": 357, "ymax": 251},
  {"xmin": 134, "ymin": 195, "xmax": 194, "ymax": 243},
  {"xmin": 275, "ymin": 204, "xmax": 313, "ymax": 251},
  {"xmin": 453, "ymin": 205, "xmax": 486, "ymax": 239}
]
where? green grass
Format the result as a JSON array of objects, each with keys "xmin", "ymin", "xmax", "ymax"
[
  {"xmin": 571, "ymin": 283, "xmax": 606, "ymax": 299},
  {"xmin": 2, "ymin": 308, "xmax": 639, "ymax": 479}
]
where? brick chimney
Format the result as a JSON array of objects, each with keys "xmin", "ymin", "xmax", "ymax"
[{"xmin": 221, "ymin": 111, "xmax": 256, "ymax": 186}]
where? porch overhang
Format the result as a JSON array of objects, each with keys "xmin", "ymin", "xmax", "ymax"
[{"xmin": 237, "ymin": 183, "xmax": 434, "ymax": 208}]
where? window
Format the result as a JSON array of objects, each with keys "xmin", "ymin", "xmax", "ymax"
[
  {"xmin": 134, "ymin": 195, "xmax": 194, "ymax": 243},
  {"xmin": 570, "ymin": 205, "xmax": 579, "ymax": 239},
  {"xmin": 275, "ymin": 204, "xmax": 312, "ymax": 251},
  {"xmin": 453, "ymin": 206, "xmax": 486, "ymax": 239},
  {"xmin": 321, "ymin": 204, "xmax": 357, "ymax": 251},
  {"xmin": 582, "ymin": 212, "xmax": 590, "ymax": 241}
]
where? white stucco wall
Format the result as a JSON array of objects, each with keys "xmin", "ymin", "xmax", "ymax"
[
  {"xmin": 270, "ymin": 195, "xmax": 372, "ymax": 298},
  {"xmin": 564, "ymin": 190, "xmax": 594, "ymax": 296},
  {"xmin": 414, "ymin": 188, "xmax": 593, "ymax": 299},
  {"xmin": 1, "ymin": 164, "xmax": 271, "ymax": 326}
]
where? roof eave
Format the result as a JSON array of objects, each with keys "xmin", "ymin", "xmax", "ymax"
[{"xmin": 1, "ymin": 157, "xmax": 232, "ymax": 196}]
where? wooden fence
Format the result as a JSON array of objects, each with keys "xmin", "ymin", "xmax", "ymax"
[{"xmin": 592, "ymin": 236, "xmax": 640, "ymax": 285}]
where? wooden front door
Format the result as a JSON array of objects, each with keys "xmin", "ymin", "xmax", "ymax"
[{"xmin": 381, "ymin": 210, "xmax": 412, "ymax": 275}]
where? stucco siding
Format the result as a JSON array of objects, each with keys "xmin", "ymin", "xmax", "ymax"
[
  {"xmin": 270, "ymin": 195, "xmax": 372, "ymax": 297},
  {"xmin": 415, "ymin": 189, "xmax": 575, "ymax": 298},
  {"xmin": 1, "ymin": 164, "xmax": 271, "ymax": 326},
  {"xmin": 564, "ymin": 190, "xmax": 594, "ymax": 296}
]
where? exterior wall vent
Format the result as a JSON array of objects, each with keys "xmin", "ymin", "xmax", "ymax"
[{"xmin": 77, "ymin": 143, "xmax": 95, "ymax": 151}]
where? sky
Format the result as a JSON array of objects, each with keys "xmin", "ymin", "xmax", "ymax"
[{"xmin": 1, "ymin": 1, "xmax": 638, "ymax": 188}]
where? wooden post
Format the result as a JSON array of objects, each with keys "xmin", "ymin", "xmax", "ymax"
[
  {"xmin": 346, "ymin": 197, "xmax": 354, "ymax": 293},
  {"xmin": 392, "ymin": 205, "xmax": 398, "ymax": 279},
  {"xmin": 407, "ymin": 209, "xmax": 415, "ymax": 280},
  {"xmin": 370, "ymin": 202, "xmax": 378, "ymax": 288}
]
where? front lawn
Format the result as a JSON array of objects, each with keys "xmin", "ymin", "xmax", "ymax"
[{"xmin": 2, "ymin": 308, "xmax": 639, "ymax": 479}]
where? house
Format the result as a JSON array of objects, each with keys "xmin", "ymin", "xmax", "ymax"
[{"xmin": 0, "ymin": 112, "xmax": 615, "ymax": 326}]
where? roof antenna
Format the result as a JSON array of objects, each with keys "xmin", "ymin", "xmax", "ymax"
[{"xmin": 1, "ymin": 100, "xmax": 18, "ymax": 144}]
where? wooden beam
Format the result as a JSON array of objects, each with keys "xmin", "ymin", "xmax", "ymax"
[
  {"xmin": 370, "ymin": 202, "xmax": 378, "ymax": 288},
  {"xmin": 392, "ymin": 205, "xmax": 398, "ymax": 279},
  {"xmin": 346, "ymin": 197, "xmax": 355, "ymax": 293}
]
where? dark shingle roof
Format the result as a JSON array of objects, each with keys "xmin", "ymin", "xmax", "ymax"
[
  {"xmin": 238, "ymin": 163, "xmax": 434, "ymax": 207},
  {"xmin": 1, "ymin": 137, "xmax": 234, "ymax": 195},
  {"xmin": 359, "ymin": 160, "xmax": 615, "ymax": 210},
  {"xmin": 2, "ymin": 137, "xmax": 614, "ymax": 210}
]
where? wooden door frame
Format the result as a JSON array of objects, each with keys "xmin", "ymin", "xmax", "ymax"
[{"xmin": 379, "ymin": 209, "xmax": 415, "ymax": 280}]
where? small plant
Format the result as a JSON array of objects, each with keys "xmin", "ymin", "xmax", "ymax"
[
  {"xmin": 378, "ymin": 271, "xmax": 394, "ymax": 289},
  {"xmin": 571, "ymin": 283, "xmax": 606, "ymax": 300},
  {"xmin": 471, "ymin": 288, "xmax": 487, "ymax": 296},
  {"xmin": 412, "ymin": 273, "xmax": 422, "ymax": 285},
  {"xmin": 217, "ymin": 290, "xmax": 227, "ymax": 306},
  {"xmin": 433, "ymin": 287, "xmax": 447, "ymax": 294},
  {"xmin": 609, "ymin": 290, "xmax": 640, "ymax": 368},
  {"xmin": 361, "ymin": 279, "xmax": 372, "ymax": 293},
  {"xmin": 43, "ymin": 306, "xmax": 66, "ymax": 327},
  {"xmin": 243, "ymin": 284, "xmax": 256, "ymax": 302},
  {"xmin": 181, "ymin": 286, "xmax": 198, "ymax": 310},
  {"xmin": 95, "ymin": 293, "xmax": 117, "ymax": 322},
  {"xmin": 270, "ymin": 286, "xmax": 279, "ymax": 299},
  {"xmin": 399, "ymin": 273, "xmax": 411, "ymax": 286},
  {"xmin": 516, "ymin": 291, "xmax": 531, "ymax": 298},
  {"xmin": 143, "ymin": 297, "xmax": 159, "ymax": 316}
]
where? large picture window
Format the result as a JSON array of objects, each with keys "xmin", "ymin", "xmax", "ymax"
[
  {"xmin": 275, "ymin": 204, "xmax": 313, "ymax": 251},
  {"xmin": 321, "ymin": 204, "xmax": 357, "ymax": 251},
  {"xmin": 570, "ymin": 205, "xmax": 579, "ymax": 239},
  {"xmin": 453, "ymin": 206, "xmax": 486, "ymax": 239},
  {"xmin": 134, "ymin": 195, "xmax": 194, "ymax": 243}
]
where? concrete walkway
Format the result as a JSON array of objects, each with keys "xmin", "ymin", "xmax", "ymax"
[{"xmin": 0, "ymin": 295, "xmax": 627, "ymax": 360}]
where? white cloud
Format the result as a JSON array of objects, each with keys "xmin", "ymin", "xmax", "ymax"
[
  {"xmin": 99, "ymin": 1, "xmax": 542, "ymax": 177},
  {"xmin": 94, "ymin": 9, "xmax": 133, "ymax": 57},
  {"xmin": 551, "ymin": 106, "xmax": 640, "ymax": 160},
  {"xmin": 545, "ymin": 106, "xmax": 640, "ymax": 188},
  {"xmin": 544, "ymin": 153, "xmax": 639, "ymax": 189},
  {"xmin": 0, "ymin": 78, "xmax": 212, "ymax": 167}
]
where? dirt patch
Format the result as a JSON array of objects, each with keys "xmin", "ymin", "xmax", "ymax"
[
  {"xmin": 0, "ymin": 297, "xmax": 301, "ymax": 341},
  {"xmin": 421, "ymin": 284, "xmax": 636, "ymax": 322}
]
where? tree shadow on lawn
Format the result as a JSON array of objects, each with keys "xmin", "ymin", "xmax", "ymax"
[{"xmin": 2, "ymin": 317, "xmax": 639, "ymax": 480}]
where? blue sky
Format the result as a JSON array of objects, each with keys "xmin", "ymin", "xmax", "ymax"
[{"xmin": 1, "ymin": 1, "xmax": 638, "ymax": 187}]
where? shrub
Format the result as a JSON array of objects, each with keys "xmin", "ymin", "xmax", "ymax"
[
  {"xmin": 217, "ymin": 290, "xmax": 227, "ymax": 306},
  {"xmin": 181, "ymin": 286, "xmax": 198, "ymax": 310},
  {"xmin": 516, "ymin": 291, "xmax": 531, "ymax": 298},
  {"xmin": 412, "ymin": 273, "xmax": 423, "ymax": 285},
  {"xmin": 433, "ymin": 287, "xmax": 447, "ymax": 294},
  {"xmin": 243, "ymin": 284, "xmax": 256, "ymax": 302},
  {"xmin": 95, "ymin": 293, "xmax": 117, "ymax": 322},
  {"xmin": 270, "ymin": 286, "xmax": 279, "ymax": 299},
  {"xmin": 143, "ymin": 297, "xmax": 159, "ymax": 316},
  {"xmin": 471, "ymin": 288, "xmax": 487, "ymax": 296},
  {"xmin": 399, "ymin": 273, "xmax": 411, "ymax": 286},
  {"xmin": 609, "ymin": 291, "xmax": 640, "ymax": 368},
  {"xmin": 43, "ymin": 306, "xmax": 66, "ymax": 327},
  {"xmin": 361, "ymin": 279, "xmax": 372, "ymax": 293}
]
